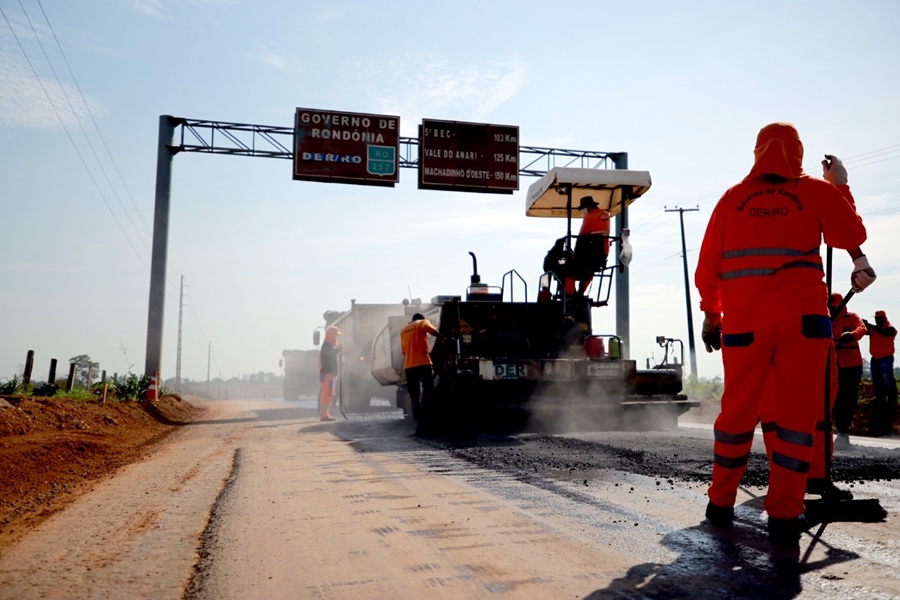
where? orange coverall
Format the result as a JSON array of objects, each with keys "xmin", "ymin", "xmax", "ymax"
[
  {"xmin": 566, "ymin": 207, "xmax": 611, "ymax": 295},
  {"xmin": 318, "ymin": 326, "xmax": 341, "ymax": 418},
  {"xmin": 695, "ymin": 122, "xmax": 867, "ymax": 520}
]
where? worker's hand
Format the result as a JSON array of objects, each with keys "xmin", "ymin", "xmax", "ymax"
[
  {"xmin": 701, "ymin": 312, "xmax": 722, "ymax": 353},
  {"xmin": 840, "ymin": 331, "xmax": 855, "ymax": 344},
  {"xmin": 822, "ymin": 154, "xmax": 848, "ymax": 186},
  {"xmin": 851, "ymin": 256, "xmax": 877, "ymax": 292}
]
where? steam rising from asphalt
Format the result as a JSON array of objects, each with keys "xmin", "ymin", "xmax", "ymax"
[{"xmin": 515, "ymin": 380, "xmax": 681, "ymax": 435}]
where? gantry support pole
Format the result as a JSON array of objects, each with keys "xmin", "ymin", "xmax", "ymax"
[{"xmin": 144, "ymin": 115, "xmax": 176, "ymax": 378}]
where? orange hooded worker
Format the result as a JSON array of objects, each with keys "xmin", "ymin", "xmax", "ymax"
[
  {"xmin": 318, "ymin": 325, "xmax": 341, "ymax": 421},
  {"xmin": 866, "ymin": 310, "xmax": 898, "ymax": 435},
  {"xmin": 695, "ymin": 122, "xmax": 874, "ymax": 543}
]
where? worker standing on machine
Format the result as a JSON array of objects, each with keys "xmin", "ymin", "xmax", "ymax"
[
  {"xmin": 829, "ymin": 292, "xmax": 867, "ymax": 449},
  {"xmin": 567, "ymin": 196, "xmax": 610, "ymax": 296},
  {"xmin": 318, "ymin": 325, "xmax": 341, "ymax": 422},
  {"xmin": 866, "ymin": 310, "xmax": 898, "ymax": 436},
  {"xmin": 400, "ymin": 313, "xmax": 444, "ymax": 431},
  {"xmin": 695, "ymin": 122, "xmax": 874, "ymax": 543}
]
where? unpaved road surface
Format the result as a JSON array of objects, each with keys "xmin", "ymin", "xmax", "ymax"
[{"xmin": 2, "ymin": 399, "xmax": 900, "ymax": 599}]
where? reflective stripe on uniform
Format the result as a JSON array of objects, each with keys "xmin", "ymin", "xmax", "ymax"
[
  {"xmin": 722, "ymin": 261, "xmax": 823, "ymax": 280},
  {"xmin": 714, "ymin": 452, "xmax": 750, "ymax": 469},
  {"xmin": 776, "ymin": 426, "xmax": 814, "ymax": 447},
  {"xmin": 722, "ymin": 247, "xmax": 819, "ymax": 259},
  {"xmin": 714, "ymin": 429, "xmax": 755, "ymax": 445},
  {"xmin": 772, "ymin": 451, "xmax": 810, "ymax": 474}
]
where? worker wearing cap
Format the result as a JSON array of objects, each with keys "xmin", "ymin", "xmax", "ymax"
[
  {"xmin": 827, "ymin": 292, "xmax": 867, "ymax": 449},
  {"xmin": 695, "ymin": 122, "xmax": 874, "ymax": 542},
  {"xmin": 400, "ymin": 313, "xmax": 443, "ymax": 431},
  {"xmin": 318, "ymin": 325, "xmax": 341, "ymax": 421},
  {"xmin": 866, "ymin": 310, "xmax": 898, "ymax": 435},
  {"xmin": 568, "ymin": 196, "xmax": 611, "ymax": 296}
]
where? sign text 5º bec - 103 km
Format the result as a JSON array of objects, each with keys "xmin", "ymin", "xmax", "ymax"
[
  {"xmin": 418, "ymin": 119, "xmax": 519, "ymax": 194},
  {"xmin": 293, "ymin": 108, "xmax": 399, "ymax": 187}
]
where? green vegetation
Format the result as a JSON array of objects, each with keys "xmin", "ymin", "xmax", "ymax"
[
  {"xmin": 0, "ymin": 375, "xmax": 22, "ymax": 395},
  {"xmin": 684, "ymin": 375, "xmax": 724, "ymax": 402},
  {"xmin": 54, "ymin": 387, "xmax": 96, "ymax": 401},
  {"xmin": 69, "ymin": 354, "xmax": 100, "ymax": 387},
  {"xmin": 107, "ymin": 373, "xmax": 150, "ymax": 401}
]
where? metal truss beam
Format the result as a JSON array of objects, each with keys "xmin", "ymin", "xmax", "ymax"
[{"xmin": 170, "ymin": 117, "xmax": 619, "ymax": 177}]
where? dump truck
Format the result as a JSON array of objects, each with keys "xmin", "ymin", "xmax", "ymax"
[
  {"xmin": 370, "ymin": 167, "xmax": 698, "ymax": 431},
  {"xmin": 281, "ymin": 349, "xmax": 319, "ymax": 401},
  {"xmin": 312, "ymin": 300, "xmax": 411, "ymax": 412}
]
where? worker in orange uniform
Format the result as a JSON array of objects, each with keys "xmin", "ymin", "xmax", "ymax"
[
  {"xmin": 865, "ymin": 310, "xmax": 898, "ymax": 436},
  {"xmin": 695, "ymin": 122, "xmax": 875, "ymax": 543},
  {"xmin": 400, "ymin": 313, "xmax": 444, "ymax": 432},
  {"xmin": 567, "ymin": 196, "xmax": 610, "ymax": 296},
  {"xmin": 829, "ymin": 292, "xmax": 867, "ymax": 449},
  {"xmin": 317, "ymin": 325, "xmax": 341, "ymax": 422}
]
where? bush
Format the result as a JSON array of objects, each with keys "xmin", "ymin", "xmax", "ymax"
[
  {"xmin": 108, "ymin": 373, "xmax": 150, "ymax": 401},
  {"xmin": 0, "ymin": 375, "xmax": 22, "ymax": 395},
  {"xmin": 54, "ymin": 388, "xmax": 96, "ymax": 400},
  {"xmin": 684, "ymin": 375, "xmax": 724, "ymax": 402}
]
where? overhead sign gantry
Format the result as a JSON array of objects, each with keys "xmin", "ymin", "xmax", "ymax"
[
  {"xmin": 144, "ymin": 113, "xmax": 633, "ymax": 378},
  {"xmin": 292, "ymin": 108, "xmax": 399, "ymax": 186},
  {"xmin": 418, "ymin": 119, "xmax": 519, "ymax": 193}
]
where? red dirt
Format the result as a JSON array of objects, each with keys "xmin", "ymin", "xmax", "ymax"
[{"xmin": 0, "ymin": 395, "xmax": 202, "ymax": 552}]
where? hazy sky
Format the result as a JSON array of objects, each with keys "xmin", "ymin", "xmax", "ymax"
[{"xmin": 2, "ymin": 0, "xmax": 898, "ymax": 384}]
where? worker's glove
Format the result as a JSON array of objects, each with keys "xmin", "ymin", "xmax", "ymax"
[
  {"xmin": 701, "ymin": 312, "xmax": 722, "ymax": 353},
  {"xmin": 822, "ymin": 154, "xmax": 848, "ymax": 186},
  {"xmin": 851, "ymin": 256, "xmax": 876, "ymax": 292},
  {"xmin": 839, "ymin": 331, "xmax": 855, "ymax": 344}
]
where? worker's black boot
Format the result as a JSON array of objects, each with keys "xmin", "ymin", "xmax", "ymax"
[
  {"xmin": 705, "ymin": 501, "xmax": 734, "ymax": 526},
  {"xmin": 768, "ymin": 513, "xmax": 809, "ymax": 545},
  {"xmin": 833, "ymin": 432, "xmax": 851, "ymax": 450},
  {"xmin": 805, "ymin": 478, "xmax": 853, "ymax": 501}
]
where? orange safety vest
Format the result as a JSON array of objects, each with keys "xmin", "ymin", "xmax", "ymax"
[
  {"xmin": 869, "ymin": 317, "xmax": 897, "ymax": 359},
  {"xmin": 832, "ymin": 308, "xmax": 865, "ymax": 368},
  {"xmin": 400, "ymin": 319, "xmax": 437, "ymax": 369},
  {"xmin": 579, "ymin": 208, "xmax": 610, "ymax": 254}
]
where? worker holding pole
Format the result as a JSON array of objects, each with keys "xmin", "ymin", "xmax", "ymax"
[
  {"xmin": 318, "ymin": 326, "xmax": 341, "ymax": 422},
  {"xmin": 695, "ymin": 122, "xmax": 874, "ymax": 543},
  {"xmin": 829, "ymin": 292, "xmax": 867, "ymax": 449}
]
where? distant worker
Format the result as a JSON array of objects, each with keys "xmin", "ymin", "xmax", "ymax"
[
  {"xmin": 400, "ymin": 313, "xmax": 444, "ymax": 432},
  {"xmin": 865, "ymin": 310, "xmax": 898, "ymax": 436},
  {"xmin": 568, "ymin": 196, "xmax": 610, "ymax": 296},
  {"xmin": 695, "ymin": 122, "xmax": 873, "ymax": 543},
  {"xmin": 829, "ymin": 292, "xmax": 867, "ymax": 449},
  {"xmin": 318, "ymin": 325, "xmax": 341, "ymax": 422}
]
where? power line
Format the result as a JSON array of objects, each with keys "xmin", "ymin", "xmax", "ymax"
[
  {"xmin": 15, "ymin": 0, "xmax": 150, "ymax": 254},
  {"xmin": 35, "ymin": 0, "xmax": 153, "ymax": 238},
  {"xmin": 1, "ymin": 4, "xmax": 149, "ymax": 270}
]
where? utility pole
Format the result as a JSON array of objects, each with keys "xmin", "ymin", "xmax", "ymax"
[
  {"xmin": 206, "ymin": 341, "xmax": 211, "ymax": 399},
  {"xmin": 176, "ymin": 275, "xmax": 184, "ymax": 393},
  {"xmin": 665, "ymin": 206, "xmax": 700, "ymax": 379}
]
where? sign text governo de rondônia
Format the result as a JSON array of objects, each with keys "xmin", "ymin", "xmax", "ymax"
[{"xmin": 293, "ymin": 108, "xmax": 399, "ymax": 187}]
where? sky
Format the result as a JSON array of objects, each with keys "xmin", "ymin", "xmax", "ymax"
[{"xmin": 2, "ymin": 0, "xmax": 899, "ymax": 385}]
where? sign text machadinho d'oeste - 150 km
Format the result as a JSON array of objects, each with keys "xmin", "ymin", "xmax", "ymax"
[
  {"xmin": 293, "ymin": 108, "xmax": 400, "ymax": 187},
  {"xmin": 418, "ymin": 119, "xmax": 519, "ymax": 194}
]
